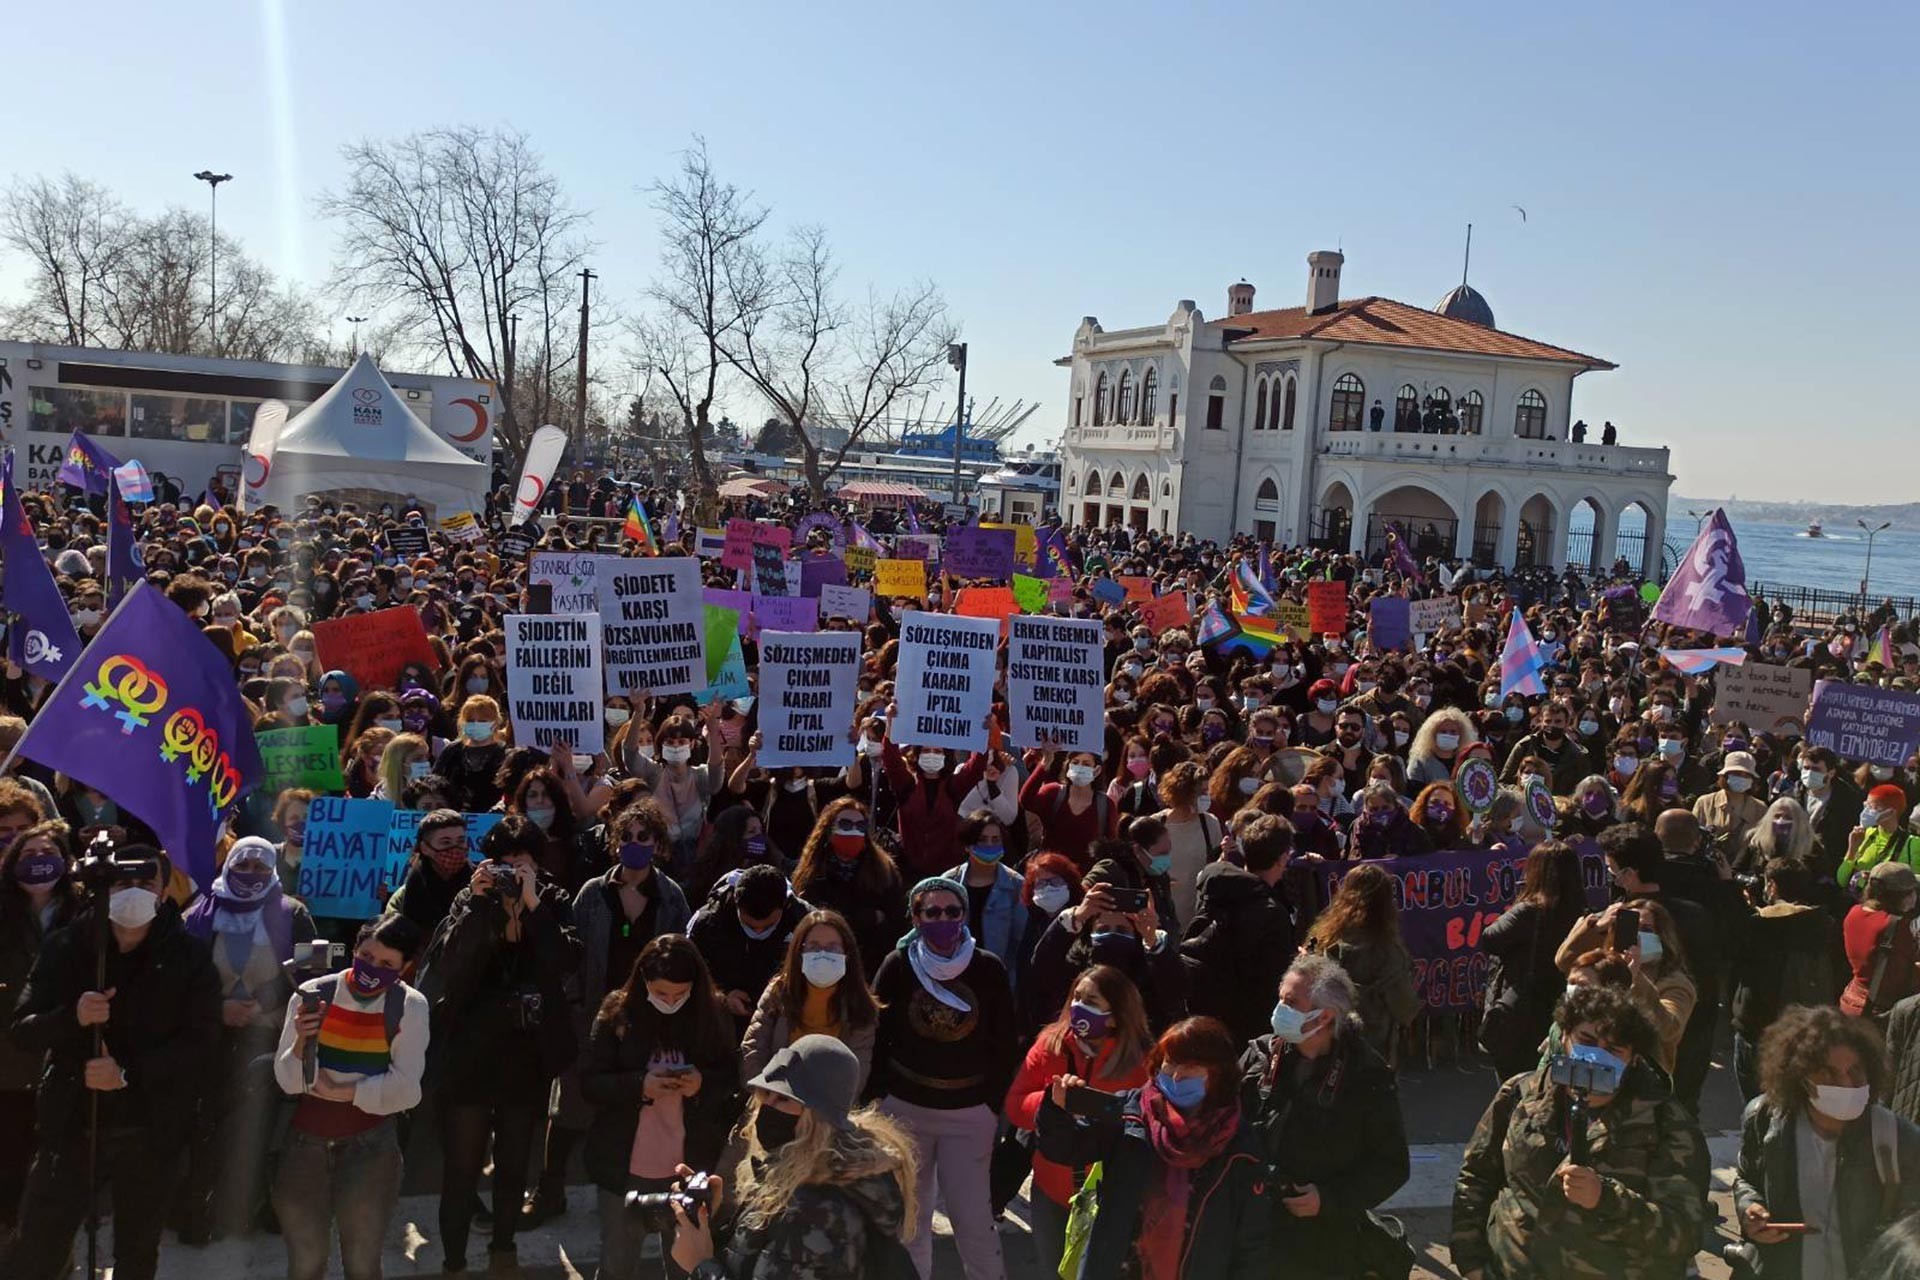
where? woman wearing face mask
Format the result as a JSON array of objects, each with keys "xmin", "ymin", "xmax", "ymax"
[
  {"xmin": 1606, "ymin": 734, "xmax": 1645, "ymax": 795},
  {"xmin": 418, "ymin": 817, "xmax": 583, "ymax": 1273},
  {"xmin": 1037, "ymin": 1014, "xmax": 1268, "ymax": 1278},
  {"xmin": 1557, "ymin": 775, "xmax": 1618, "ymax": 839},
  {"xmin": 343, "ymin": 691, "xmax": 405, "ymax": 750},
  {"xmin": 871, "ymin": 877, "xmax": 1017, "ymax": 1280},
  {"xmin": 433, "ymin": 695, "xmax": 511, "ymax": 812},
  {"xmin": 876, "ymin": 735, "xmax": 987, "ymax": 884},
  {"xmin": 338, "ymin": 726, "xmax": 392, "ymax": 800},
  {"xmin": 373, "ymin": 731, "xmax": 432, "ymax": 802},
  {"xmin": 1206, "ymin": 746, "xmax": 1268, "ymax": 825},
  {"xmin": 1296, "ymin": 678, "xmax": 1342, "ymax": 748},
  {"xmin": 1410, "ymin": 781, "xmax": 1468, "ymax": 848},
  {"xmin": 1732, "ymin": 1004, "xmax": 1920, "ymax": 1279},
  {"xmin": 263, "ymin": 676, "xmax": 313, "ymax": 729},
  {"xmin": 270, "ymin": 788, "xmax": 316, "ymax": 886},
  {"xmin": 1406, "ymin": 708, "xmax": 1480, "ymax": 789},
  {"xmin": 1348, "ymin": 781, "xmax": 1428, "ymax": 860},
  {"xmin": 1005, "ymin": 966, "xmax": 1154, "ymax": 1271},
  {"xmin": 1451, "ymin": 985, "xmax": 1709, "ymax": 1280},
  {"xmin": 740, "ymin": 910, "xmax": 878, "ymax": 1091},
  {"xmin": 580, "ymin": 933, "xmax": 739, "ymax": 1280},
  {"xmin": 1241, "ymin": 954, "xmax": 1410, "ymax": 1279},
  {"xmin": 446, "ymin": 654, "xmax": 506, "ymax": 716},
  {"xmin": 313, "ymin": 669, "xmax": 361, "ymax": 733},
  {"xmin": 1838, "ymin": 783, "xmax": 1920, "ymax": 896},
  {"xmin": 942, "ymin": 811, "xmax": 1026, "ymax": 984},
  {"xmin": 1620, "ymin": 759, "xmax": 1682, "ymax": 828},
  {"xmin": 177, "ymin": 837, "xmax": 318, "ymax": 1238},
  {"xmin": 272, "ymin": 913, "xmax": 429, "ymax": 1280},
  {"xmin": 789, "ymin": 798, "xmax": 907, "ymax": 972},
  {"xmin": 398, "ymin": 687, "xmax": 450, "ymax": 755},
  {"xmin": 632, "ymin": 715, "xmax": 716, "ymax": 879},
  {"xmin": 1737, "ymin": 797, "xmax": 1816, "ymax": 878},
  {"xmin": 0, "ymin": 821, "xmax": 79, "ymax": 1233},
  {"xmin": 1014, "ymin": 853, "xmax": 1086, "ymax": 1030},
  {"xmin": 1692, "ymin": 750, "xmax": 1767, "ymax": 853},
  {"xmin": 1109, "ymin": 733, "xmax": 1164, "ymax": 824},
  {"xmin": 1478, "ymin": 841, "xmax": 1588, "ymax": 1081},
  {"xmin": 508, "ymin": 765, "xmax": 586, "ymax": 888},
  {"xmin": 1019, "ymin": 746, "xmax": 1114, "ymax": 872},
  {"xmin": 1556, "ymin": 898, "xmax": 1697, "ymax": 1075}
]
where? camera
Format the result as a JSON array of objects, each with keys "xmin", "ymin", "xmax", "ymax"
[
  {"xmin": 508, "ymin": 989, "xmax": 544, "ymax": 1031},
  {"xmin": 77, "ymin": 832, "xmax": 159, "ymax": 891},
  {"xmin": 485, "ymin": 860, "xmax": 520, "ymax": 898},
  {"xmin": 282, "ymin": 940, "xmax": 343, "ymax": 993},
  {"xmin": 1547, "ymin": 1051, "xmax": 1624, "ymax": 1097},
  {"xmin": 625, "ymin": 1170, "xmax": 716, "ymax": 1230}
]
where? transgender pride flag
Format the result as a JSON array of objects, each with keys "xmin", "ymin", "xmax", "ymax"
[{"xmin": 1498, "ymin": 611, "xmax": 1548, "ymax": 701}]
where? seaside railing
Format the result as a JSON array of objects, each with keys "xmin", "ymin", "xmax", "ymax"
[{"xmin": 1751, "ymin": 581, "xmax": 1919, "ymax": 626}]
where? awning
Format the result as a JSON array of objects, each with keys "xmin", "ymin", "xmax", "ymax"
[
  {"xmin": 838, "ymin": 481, "xmax": 928, "ymax": 501},
  {"xmin": 717, "ymin": 474, "xmax": 787, "ymax": 499}
]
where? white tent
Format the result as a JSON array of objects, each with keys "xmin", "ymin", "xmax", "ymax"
[{"xmin": 252, "ymin": 353, "xmax": 490, "ymax": 515}]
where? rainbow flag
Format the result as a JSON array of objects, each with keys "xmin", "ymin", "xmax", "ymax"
[
  {"xmin": 1217, "ymin": 612, "xmax": 1281, "ymax": 659},
  {"xmin": 1230, "ymin": 558, "xmax": 1276, "ymax": 616},
  {"xmin": 623, "ymin": 495, "xmax": 658, "ymax": 554},
  {"xmin": 1870, "ymin": 624, "xmax": 1897, "ymax": 667},
  {"xmin": 1195, "ymin": 601, "xmax": 1236, "ymax": 647}
]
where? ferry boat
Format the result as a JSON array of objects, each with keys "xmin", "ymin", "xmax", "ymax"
[{"xmin": 1806, "ymin": 520, "xmax": 1824, "ymax": 538}]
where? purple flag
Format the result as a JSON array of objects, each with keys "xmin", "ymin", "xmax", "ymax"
[
  {"xmin": 1, "ymin": 451, "xmax": 82, "ymax": 683},
  {"xmin": 1385, "ymin": 523, "xmax": 1424, "ymax": 583},
  {"xmin": 1652, "ymin": 508, "xmax": 1752, "ymax": 639},
  {"xmin": 11, "ymin": 581, "xmax": 263, "ymax": 888},
  {"xmin": 55, "ymin": 431, "xmax": 120, "ymax": 495},
  {"xmin": 106, "ymin": 470, "xmax": 146, "ymax": 607}
]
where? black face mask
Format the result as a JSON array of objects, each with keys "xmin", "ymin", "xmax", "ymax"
[{"xmin": 755, "ymin": 1104, "xmax": 801, "ymax": 1151}]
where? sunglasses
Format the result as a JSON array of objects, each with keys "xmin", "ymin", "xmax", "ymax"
[{"xmin": 916, "ymin": 905, "xmax": 965, "ymax": 921}]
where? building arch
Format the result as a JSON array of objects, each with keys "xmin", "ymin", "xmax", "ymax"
[
  {"xmin": 1395, "ymin": 384, "xmax": 1420, "ymax": 431},
  {"xmin": 1108, "ymin": 470, "xmax": 1125, "ymax": 494},
  {"xmin": 1314, "ymin": 477, "xmax": 1358, "ymax": 549},
  {"xmin": 1568, "ymin": 494, "xmax": 1610, "ymax": 572},
  {"xmin": 1084, "ymin": 471, "xmax": 1102, "ymax": 496},
  {"xmin": 1515, "ymin": 388, "xmax": 1549, "ymax": 439},
  {"xmin": 1459, "ymin": 389, "xmax": 1485, "ymax": 435},
  {"xmin": 1470, "ymin": 487, "xmax": 1511, "ymax": 566},
  {"xmin": 1361, "ymin": 480, "xmax": 1462, "ymax": 560},
  {"xmin": 1130, "ymin": 473, "xmax": 1151, "ymax": 501},
  {"xmin": 1116, "ymin": 369, "xmax": 1135, "ymax": 423},
  {"xmin": 1093, "ymin": 371, "xmax": 1109, "ymax": 426},
  {"xmin": 1140, "ymin": 367, "xmax": 1158, "ymax": 423},
  {"xmin": 1254, "ymin": 378, "xmax": 1269, "ymax": 432},
  {"xmin": 1515, "ymin": 490, "xmax": 1562, "ymax": 568}
]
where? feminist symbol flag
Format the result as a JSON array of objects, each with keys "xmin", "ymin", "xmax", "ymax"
[
  {"xmin": 55, "ymin": 431, "xmax": 120, "ymax": 495},
  {"xmin": 0, "ymin": 451, "xmax": 82, "ymax": 683},
  {"xmin": 105, "ymin": 469, "xmax": 146, "ymax": 607},
  {"xmin": 12, "ymin": 582, "xmax": 264, "ymax": 889},
  {"xmin": 1652, "ymin": 509, "xmax": 1752, "ymax": 640}
]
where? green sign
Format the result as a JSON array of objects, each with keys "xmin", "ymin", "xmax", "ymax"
[{"xmin": 257, "ymin": 724, "xmax": 346, "ymax": 793}]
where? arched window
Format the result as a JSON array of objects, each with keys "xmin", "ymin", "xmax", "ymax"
[
  {"xmin": 1329, "ymin": 373, "xmax": 1365, "ymax": 432},
  {"xmin": 1281, "ymin": 375, "xmax": 1297, "ymax": 430},
  {"xmin": 1253, "ymin": 379, "xmax": 1269, "ymax": 432},
  {"xmin": 1131, "ymin": 474, "xmax": 1150, "ymax": 501},
  {"xmin": 1430, "ymin": 386, "xmax": 1451, "ymax": 408},
  {"xmin": 1085, "ymin": 471, "xmax": 1102, "ymax": 496},
  {"xmin": 1140, "ymin": 367, "xmax": 1158, "ymax": 423},
  {"xmin": 1206, "ymin": 374, "xmax": 1227, "ymax": 430},
  {"xmin": 1067, "ymin": 472, "xmax": 1078, "ymax": 492},
  {"xmin": 1395, "ymin": 384, "xmax": 1419, "ymax": 431},
  {"xmin": 1460, "ymin": 390, "xmax": 1484, "ymax": 435},
  {"xmin": 1116, "ymin": 369, "xmax": 1135, "ymax": 423},
  {"xmin": 1093, "ymin": 372, "xmax": 1109, "ymax": 426},
  {"xmin": 1161, "ymin": 479, "xmax": 1171, "ymax": 497},
  {"xmin": 1256, "ymin": 478, "xmax": 1279, "ymax": 501},
  {"xmin": 1515, "ymin": 388, "xmax": 1547, "ymax": 439},
  {"xmin": 1109, "ymin": 471, "xmax": 1124, "ymax": 494}
]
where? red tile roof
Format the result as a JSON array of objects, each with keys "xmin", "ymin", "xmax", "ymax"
[{"xmin": 1219, "ymin": 296, "xmax": 1614, "ymax": 368}]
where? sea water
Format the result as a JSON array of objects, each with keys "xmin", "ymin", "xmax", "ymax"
[{"xmin": 1730, "ymin": 520, "xmax": 1920, "ymax": 602}]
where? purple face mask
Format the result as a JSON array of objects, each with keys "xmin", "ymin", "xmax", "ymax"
[
  {"xmin": 1581, "ymin": 791, "xmax": 1612, "ymax": 817},
  {"xmin": 618, "ymin": 841, "xmax": 656, "ymax": 871},
  {"xmin": 349, "ymin": 956, "xmax": 402, "ymax": 996},
  {"xmin": 1069, "ymin": 1001, "xmax": 1113, "ymax": 1041},
  {"xmin": 918, "ymin": 917, "xmax": 966, "ymax": 951},
  {"xmin": 13, "ymin": 852, "xmax": 65, "ymax": 886},
  {"xmin": 1201, "ymin": 724, "xmax": 1226, "ymax": 746},
  {"xmin": 742, "ymin": 834, "xmax": 770, "ymax": 861}
]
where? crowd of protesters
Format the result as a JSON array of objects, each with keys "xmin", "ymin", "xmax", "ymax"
[{"xmin": 3, "ymin": 471, "xmax": 1920, "ymax": 1280}]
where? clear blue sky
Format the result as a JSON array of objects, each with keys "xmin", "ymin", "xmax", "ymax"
[{"xmin": 4, "ymin": 0, "xmax": 1915, "ymax": 503}]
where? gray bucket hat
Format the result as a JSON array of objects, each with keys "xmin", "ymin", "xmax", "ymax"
[{"xmin": 747, "ymin": 1034, "xmax": 859, "ymax": 1131}]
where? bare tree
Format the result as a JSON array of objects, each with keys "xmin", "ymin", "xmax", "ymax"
[
  {"xmin": 721, "ymin": 224, "xmax": 951, "ymax": 503},
  {"xmin": 631, "ymin": 138, "xmax": 768, "ymax": 514},
  {"xmin": 0, "ymin": 174, "xmax": 130, "ymax": 345},
  {"xmin": 320, "ymin": 126, "xmax": 588, "ymax": 456}
]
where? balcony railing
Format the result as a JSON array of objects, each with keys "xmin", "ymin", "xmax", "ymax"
[
  {"xmin": 1320, "ymin": 432, "xmax": 1669, "ymax": 478},
  {"xmin": 1062, "ymin": 421, "xmax": 1176, "ymax": 450}
]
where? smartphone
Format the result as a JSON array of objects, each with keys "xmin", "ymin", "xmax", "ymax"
[
  {"xmin": 1609, "ymin": 911, "xmax": 1639, "ymax": 952},
  {"xmin": 1062, "ymin": 1084, "xmax": 1123, "ymax": 1121},
  {"xmin": 1104, "ymin": 887, "xmax": 1150, "ymax": 914}
]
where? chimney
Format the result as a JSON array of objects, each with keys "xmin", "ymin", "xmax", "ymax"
[
  {"xmin": 1227, "ymin": 279, "xmax": 1256, "ymax": 317},
  {"xmin": 1306, "ymin": 250, "xmax": 1344, "ymax": 314}
]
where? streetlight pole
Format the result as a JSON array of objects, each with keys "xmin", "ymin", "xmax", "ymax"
[
  {"xmin": 1859, "ymin": 519, "xmax": 1892, "ymax": 600},
  {"xmin": 346, "ymin": 316, "xmax": 368, "ymax": 357},
  {"xmin": 947, "ymin": 341, "xmax": 968, "ymax": 505},
  {"xmin": 1686, "ymin": 509, "xmax": 1707, "ymax": 534},
  {"xmin": 192, "ymin": 170, "xmax": 232, "ymax": 354}
]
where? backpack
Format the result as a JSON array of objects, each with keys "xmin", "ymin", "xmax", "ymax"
[{"xmin": 310, "ymin": 974, "xmax": 407, "ymax": 1042}]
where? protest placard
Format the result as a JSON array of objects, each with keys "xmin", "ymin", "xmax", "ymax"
[
  {"xmin": 894, "ymin": 612, "xmax": 997, "ymax": 751},
  {"xmin": 981, "ymin": 521, "xmax": 1038, "ymax": 566},
  {"xmin": 1306, "ymin": 581, "xmax": 1349, "ymax": 633},
  {"xmin": 703, "ymin": 605, "xmax": 740, "ymax": 682},
  {"xmin": 799, "ymin": 554, "xmax": 848, "ymax": 597},
  {"xmin": 695, "ymin": 527, "xmax": 728, "ymax": 560},
  {"xmin": 751, "ymin": 542, "xmax": 790, "ymax": 595},
  {"xmin": 599, "ymin": 556, "xmax": 706, "ymax": 697},
  {"xmin": 944, "ymin": 526, "xmax": 1016, "ymax": 581},
  {"xmin": 1711, "ymin": 662, "xmax": 1814, "ymax": 735},
  {"xmin": 530, "ymin": 552, "xmax": 601, "ymax": 615},
  {"xmin": 1275, "ymin": 600, "xmax": 1312, "ymax": 640},
  {"xmin": 258, "ymin": 724, "xmax": 347, "ymax": 793},
  {"xmin": 1139, "ymin": 592, "xmax": 1191, "ymax": 636},
  {"xmin": 1409, "ymin": 596, "xmax": 1461, "ymax": 636},
  {"xmin": 1047, "ymin": 576, "xmax": 1077, "ymax": 607},
  {"xmin": 1117, "ymin": 576, "xmax": 1154, "ymax": 607},
  {"xmin": 1006, "ymin": 615, "xmax": 1106, "ymax": 754},
  {"xmin": 896, "ymin": 536, "xmax": 938, "ymax": 564},
  {"xmin": 438, "ymin": 511, "xmax": 484, "ymax": 544},
  {"xmin": 702, "ymin": 587, "xmax": 752, "ymax": 635},
  {"xmin": 504, "ymin": 613, "xmax": 605, "ymax": 753},
  {"xmin": 1368, "ymin": 597, "xmax": 1412, "ymax": 650},
  {"xmin": 495, "ymin": 526, "xmax": 538, "ymax": 562},
  {"xmin": 1011, "ymin": 574, "xmax": 1049, "ymax": 614},
  {"xmin": 1805, "ymin": 680, "xmax": 1920, "ymax": 766},
  {"xmin": 695, "ymin": 634, "xmax": 750, "ymax": 705},
  {"xmin": 844, "ymin": 546, "xmax": 876, "ymax": 577},
  {"xmin": 954, "ymin": 586, "xmax": 1019, "ymax": 631},
  {"xmin": 1090, "ymin": 578, "xmax": 1127, "ymax": 606},
  {"xmin": 758, "ymin": 631, "xmax": 862, "ymax": 769},
  {"xmin": 312, "ymin": 606, "xmax": 438, "ymax": 691},
  {"xmin": 875, "ymin": 558, "xmax": 928, "ymax": 600},
  {"xmin": 752, "ymin": 594, "xmax": 820, "ymax": 634},
  {"xmin": 722, "ymin": 519, "xmax": 759, "ymax": 571},
  {"xmin": 819, "ymin": 583, "xmax": 871, "ymax": 622},
  {"xmin": 298, "ymin": 796, "xmax": 396, "ymax": 919},
  {"xmin": 387, "ymin": 525, "xmax": 430, "ymax": 559}
]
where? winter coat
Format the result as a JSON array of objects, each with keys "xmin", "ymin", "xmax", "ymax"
[
  {"xmin": 696, "ymin": 1169, "xmax": 909, "ymax": 1280},
  {"xmin": 938, "ymin": 860, "xmax": 1025, "ymax": 985},
  {"xmin": 1240, "ymin": 1026, "xmax": 1410, "ymax": 1277},
  {"xmin": 1732, "ymin": 1097, "xmax": 1920, "ymax": 1278},
  {"xmin": 1348, "ymin": 808, "xmax": 1432, "ymax": 860},
  {"xmin": 790, "ymin": 868, "xmax": 907, "ymax": 975},
  {"xmin": 1883, "ymin": 993, "xmax": 1920, "ymax": 1126},
  {"xmin": 688, "ymin": 881, "xmax": 811, "ymax": 1002},
  {"xmin": 739, "ymin": 982, "xmax": 876, "ymax": 1095},
  {"xmin": 1179, "ymin": 862, "xmax": 1298, "ymax": 1046},
  {"xmin": 1004, "ymin": 1030, "xmax": 1151, "ymax": 1206},
  {"xmin": 0, "ymin": 889, "xmax": 80, "ymax": 1091},
  {"xmin": 578, "ymin": 999, "xmax": 741, "ymax": 1193},
  {"xmin": 1319, "ymin": 935, "xmax": 1420, "ymax": 1063},
  {"xmin": 8, "ymin": 905, "xmax": 221, "ymax": 1147},
  {"xmin": 882, "ymin": 740, "xmax": 986, "ymax": 882},
  {"xmin": 1451, "ymin": 1061, "xmax": 1711, "ymax": 1280},
  {"xmin": 1025, "ymin": 914, "xmax": 1189, "ymax": 1033},
  {"xmin": 1478, "ymin": 899, "xmax": 1581, "ymax": 1069},
  {"xmin": 1035, "ymin": 1088, "xmax": 1270, "ymax": 1279},
  {"xmin": 1729, "ymin": 901, "xmax": 1845, "ymax": 1040},
  {"xmin": 572, "ymin": 866, "xmax": 692, "ymax": 1013}
]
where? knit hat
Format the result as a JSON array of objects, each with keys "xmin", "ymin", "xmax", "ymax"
[
  {"xmin": 748, "ymin": 1034, "xmax": 860, "ymax": 1131},
  {"xmin": 1869, "ymin": 783, "xmax": 1908, "ymax": 813}
]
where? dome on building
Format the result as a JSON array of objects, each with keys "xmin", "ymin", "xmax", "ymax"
[{"xmin": 1435, "ymin": 283, "xmax": 1495, "ymax": 329}]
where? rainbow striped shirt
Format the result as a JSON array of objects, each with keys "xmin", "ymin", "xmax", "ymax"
[{"xmin": 315, "ymin": 992, "xmax": 391, "ymax": 1078}]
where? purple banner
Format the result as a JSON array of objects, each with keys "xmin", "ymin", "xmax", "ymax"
[
  {"xmin": 751, "ymin": 594, "xmax": 819, "ymax": 634},
  {"xmin": 702, "ymin": 587, "xmax": 752, "ymax": 636},
  {"xmin": 1311, "ymin": 841, "xmax": 1610, "ymax": 1013},
  {"xmin": 1806, "ymin": 680, "xmax": 1920, "ymax": 768},
  {"xmin": 1368, "ymin": 597, "xmax": 1411, "ymax": 651},
  {"xmin": 944, "ymin": 526, "xmax": 1016, "ymax": 581},
  {"xmin": 799, "ymin": 553, "xmax": 848, "ymax": 598}
]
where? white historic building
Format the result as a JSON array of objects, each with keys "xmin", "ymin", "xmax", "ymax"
[{"xmin": 1055, "ymin": 251, "xmax": 1673, "ymax": 575}]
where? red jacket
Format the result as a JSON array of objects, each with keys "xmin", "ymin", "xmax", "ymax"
[
  {"xmin": 1004, "ymin": 1030, "xmax": 1150, "ymax": 1206},
  {"xmin": 881, "ymin": 738, "xmax": 987, "ymax": 882},
  {"xmin": 1018, "ymin": 756, "xmax": 1114, "ymax": 871}
]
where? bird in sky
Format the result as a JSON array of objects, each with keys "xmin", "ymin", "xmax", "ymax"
[{"xmin": 1511, "ymin": 204, "xmax": 1528, "ymax": 222}]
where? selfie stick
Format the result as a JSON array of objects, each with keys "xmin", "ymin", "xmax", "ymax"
[{"xmin": 86, "ymin": 865, "xmax": 110, "ymax": 1279}]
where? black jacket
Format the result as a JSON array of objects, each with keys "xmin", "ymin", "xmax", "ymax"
[
  {"xmin": 686, "ymin": 882, "xmax": 812, "ymax": 1001},
  {"xmin": 7, "ymin": 905, "xmax": 221, "ymax": 1146},
  {"xmin": 1733, "ymin": 1097, "xmax": 1920, "ymax": 1278},
  {"xmin": 1036, "ymin": 1088, "xmax": 1269, "ymax": 1279},
  {"xmin": 1025, "ymin": 915, "xmax": 1188, "ymax": 1033},
  {"xmin": 1729, "ymin": 900, "xmax": 1845, "ymax": 1039},
  {"xmin": 1180, "ymin": 862, "xmax": 1297, "ymax": 1045},
  {"xmin": 578, "ymin": 1001, "xmax": 741, "ymax": 1192},
  {"xmin": 395, "ymin": 857, "xmax": 469, "ymax": 935},
  {"xmin": 1239, "ymin": 1026, "xmax": 1410, "ymax": 1277},
  {"xmin": 1478, "ymin": 898, "xmax": 1580, "ymax": 1062}
]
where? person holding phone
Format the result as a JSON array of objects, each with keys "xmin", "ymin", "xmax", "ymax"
[
  {"xmin": 1731, "ymin": 1004, "xmax": 1920, "ymax": 1277},
  {"xmin": 1004, "ymin": 966, "xmax": 1153, "ymax": 1272},
  {"xmin": 1025, "ymin": 854, "xmax": 1190, "ymax": 1033},
  {"xmin": 1555, "ymin": 898, "xmax": 1698, "ymax": 1077}
]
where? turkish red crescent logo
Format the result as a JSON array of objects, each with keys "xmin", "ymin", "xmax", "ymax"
[
  {"xmin": 517, "ymin": 474, "xmax": 546, "ymax": 509},
  {"xmin": 352, "ymin": 388, "xmax": 380, "ymax": 406},
  {"xmin": 447, "ymin": 398, "xmax": 489, "ymax": 443},
  {"xmin": 245, "ymin": 453, "xmax": 272, "ymax": 486}
]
